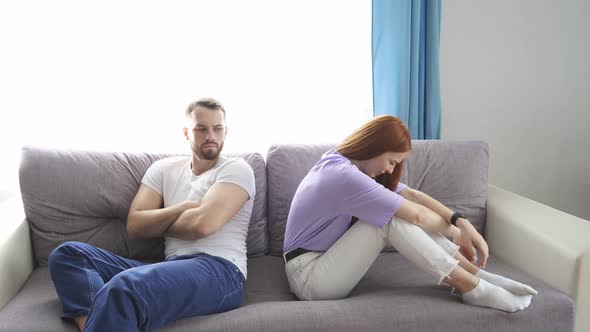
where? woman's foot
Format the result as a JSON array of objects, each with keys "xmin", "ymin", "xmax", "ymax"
[
  {"xmin": 476, "ymin": 269, "xmax": 538, "ymax": 295},
  {"xmin": 453, "ymin": 251, "xmax": 538, "ymax": 296},
  {"xmin": 462, "ymin": 279, "xmax": 532, "ymax": 312}
]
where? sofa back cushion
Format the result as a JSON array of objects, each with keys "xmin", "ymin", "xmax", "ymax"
[
  {"xmin": 266, "ymin": 140, "xmax": 489, "ymax": 256},
  {"xmin": 19, "ymin": 146, "xmax": 268, "ymax": 266}
]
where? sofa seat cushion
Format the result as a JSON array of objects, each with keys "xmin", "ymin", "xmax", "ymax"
[{"xmin": 0, "ymin": 254, "xmax": 573, "ymax": 332}]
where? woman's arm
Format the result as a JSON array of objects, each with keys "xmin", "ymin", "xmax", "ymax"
[
  {"xmin": 398, "ymin": 188, "xmax": 489, "ymax": 267},
  {"xmin": 393, "ymin": 197, "xmax": 461, "ymax": 238},
  {"xmin": 399, "ymin": 188, "xmax": 454, "ymax": 223}
]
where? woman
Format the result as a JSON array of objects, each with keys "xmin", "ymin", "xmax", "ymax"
[{"xmin": 283, "ymin": 115, "xmax": 537, "ymax": 312}]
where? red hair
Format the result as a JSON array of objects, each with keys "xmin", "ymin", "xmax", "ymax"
[{"xmin": 336, "ymin": 115, "xmax": 412, "ymax": 192}]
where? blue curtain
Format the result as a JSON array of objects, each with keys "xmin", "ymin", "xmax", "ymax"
[{"xmin": 372, "ymin": 0, "xmax": 441, "ymax": 139}]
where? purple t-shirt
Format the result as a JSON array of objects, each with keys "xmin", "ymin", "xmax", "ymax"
[{"xmin": 283, "ymin": 149, "xmax": 409, "ymax": 253}]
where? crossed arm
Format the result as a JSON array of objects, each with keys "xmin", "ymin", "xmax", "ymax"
[
  {"xmin": 127, "ymin": 182, "xmax": 249, "ymax": 241},
  {"xmin": 394, "ymin": 188, "xmax": 489, "ymax": 268}
]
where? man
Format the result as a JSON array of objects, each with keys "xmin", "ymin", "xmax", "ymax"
[{"xmin": 48, "ymin": 98, "xmax": 255, "ymax": 331}]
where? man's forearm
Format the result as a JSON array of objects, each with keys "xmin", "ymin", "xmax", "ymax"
[
  {"xmin": 167, "ymin": 207, "xmax": 205, "ymax": 240},
  {"xmin": 127, "ymin": 201, "xmax": 191, "ymax": 239}
]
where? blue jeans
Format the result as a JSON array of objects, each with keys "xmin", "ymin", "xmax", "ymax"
[{"xmin": 48, "ymin": 241, "xmax": 245, "ymax": 332}]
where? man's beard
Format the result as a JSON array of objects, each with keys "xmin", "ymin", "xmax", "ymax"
[{"xmin": 198, "ymin": 142, "xmax": 223, "ymax": 160}]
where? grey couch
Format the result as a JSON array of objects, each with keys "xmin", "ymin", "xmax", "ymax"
[{"xmin": 1, "ymin": 141, "xmax": 589, "ymax": 331}]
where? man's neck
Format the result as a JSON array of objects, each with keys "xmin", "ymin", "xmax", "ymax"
[{"xmin": 191, "ymin": 156, "xmax": 219, "ymax": 176}]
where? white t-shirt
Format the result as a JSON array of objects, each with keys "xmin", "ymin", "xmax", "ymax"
[{"xmin": 141, "ymin": 155, "xmax": 255, "ymax": 278}]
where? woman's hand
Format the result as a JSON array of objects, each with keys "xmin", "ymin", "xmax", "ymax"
[{"xmin": 453, "ymin": 218, "xmax": 489, "ymax": 268}]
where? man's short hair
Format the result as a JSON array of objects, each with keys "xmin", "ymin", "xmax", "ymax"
[{"xmin": 185, "ymin": 98, "xmax": 226, "ymax": 119}]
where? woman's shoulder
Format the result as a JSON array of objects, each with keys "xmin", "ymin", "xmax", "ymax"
[
  {"xmin": 313, "ymin": 149, "xmax": 354, "ymax": 174},
  {"xmin": 308, "ymin": 150, "xmax": 365, "ymax": 186}
]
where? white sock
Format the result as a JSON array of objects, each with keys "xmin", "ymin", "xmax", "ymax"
[
  {"xmin": 462, "ymin": 279, "xmax": 533, "ymax": 312},
  {"xmin": 476, "ymin": 269, "xmax": 538, "ymax": 295}
]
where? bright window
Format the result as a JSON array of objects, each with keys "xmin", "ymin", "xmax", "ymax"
[{"xmin": 0, "ymin": 0, "xmax": 372, "ymax": 193}]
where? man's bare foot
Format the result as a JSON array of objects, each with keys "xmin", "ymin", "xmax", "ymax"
[{"xmin": 73, "ymin": 316, "xmax": 87, "ymax": 331}]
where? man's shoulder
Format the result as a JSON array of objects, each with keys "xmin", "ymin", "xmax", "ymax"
[
  {"xmin": 216, "ymin": 155, "xmax": 254, "ymax": 174},
  {"xmin": 151, "ymin": 156, "xmax": 190, "ymax": 169},
  {"xmin": 213, "ymin": 156, "xmax": 256, "ymax": 196}
]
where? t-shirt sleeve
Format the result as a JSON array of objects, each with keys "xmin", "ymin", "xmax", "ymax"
[
  {"xmin": 141, "ymin": 159, "xmax": 165, "ymax": 195},
  {"xmin": 335, "ymin": 166, "xmax": 405, "ymax": 228},
  {"xmin": 395, "ymin": 182, "xmax": 409, "ymax": 193},
  {"xmin": 216, "ymin": 159, "xmax": 256, "ymax": 200}
]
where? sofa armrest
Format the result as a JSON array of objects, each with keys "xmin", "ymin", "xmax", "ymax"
[
  {"xmin": 485, "ymin": 184, "xmax": 590, "ymax": 332},
  {"xmin": 0, "ymin": 195, "xmax": 34, "ymax": 311}
]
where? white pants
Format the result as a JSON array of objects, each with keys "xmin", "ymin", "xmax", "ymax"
[{"xmin": 284, "ymin": 216, "xmax": 460, "ymax": 301}]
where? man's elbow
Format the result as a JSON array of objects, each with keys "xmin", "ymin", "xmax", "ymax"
[
  {"xmin": 126, "ymin": 216, "xmax": 139, "ymax": 240},
  {"xmin": 126, "ymin": 211, "xmax": 144, "ymax": 240},
  {"xmin": 127, "ymin": 229, "xmax": 138, "ymax": 240}
]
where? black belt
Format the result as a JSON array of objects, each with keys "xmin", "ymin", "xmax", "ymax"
[{"xmin": 285, "ymin": 248, "xmax": 314, "ymax": 263}]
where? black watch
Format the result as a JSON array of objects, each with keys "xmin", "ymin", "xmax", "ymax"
[{"xmin": 450, "ymin": 212, "xmax": 466, "ymax": 226}]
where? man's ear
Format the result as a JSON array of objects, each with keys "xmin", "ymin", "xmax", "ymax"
[{"xmin": 183, "ymin": 127, "xmax": 189, "ymax": 140}]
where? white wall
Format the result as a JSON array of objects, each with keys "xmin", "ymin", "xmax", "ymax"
[
  {"xmin": 441, "ymin": 0, "xmax": 590, "ymax": 220},
  {"xmin": 0, "ymin": 1, "xmax": 372, "ymax": 195}
]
